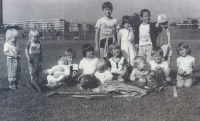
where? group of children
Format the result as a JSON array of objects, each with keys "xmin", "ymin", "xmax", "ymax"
[{"xmin": 3, "ymin": 2, "xmax": 196, "ymax": 98}]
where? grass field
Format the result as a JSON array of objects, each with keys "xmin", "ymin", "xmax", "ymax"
[{"xmin": 0, "ymin": 39, "xmax": 200, "ymax": 121}]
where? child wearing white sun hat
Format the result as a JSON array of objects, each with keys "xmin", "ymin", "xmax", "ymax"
[{"xmin": 156, "ymin": 14, "xmax": 172, "ymax": 67}]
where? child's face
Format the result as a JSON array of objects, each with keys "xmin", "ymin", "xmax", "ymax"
[
  {"xmin": 30, "ymin": 36, "xmax": 38, "ymax": 43},
  {"xmin": 141, "ymin": 12, "xmax": 150, "ymax": 24},
  {"xmin": 160, "ymin": 22, "xmax": 168, "ymax": 28},
  {"xmin": 103, "ymin": 8, "xmax": 112, "ymax": 17},
  {"xmin": 66, "ymin": 56, "xmax": 74, "ymax": 64},
  {"xmin": 153, "ymin": 55, "xmax": 162, "ymax": 64},
  {"xmin": 86, "ymin": 50, "xmax": 94, "ymax": 58},
  {"xmin": 137, "ymin": 60, "xmax": 146, "ymax": 70},
  {"xmin": 179, "ymin": 47, "xmax": 188, "ymax": 57},
  {"xmin": 10, "ymin": 36, "xmax": 18, "ymax": 43},
  {"xmin": 111, "ymin": 47, "xmax": 121, "ymax": 57},
  {"xmin": 123, "ymin": 23, "xmax": 131, "ymax": 29}
]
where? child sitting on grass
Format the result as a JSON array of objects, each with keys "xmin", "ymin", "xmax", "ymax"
[
  {"xmin": 43, "ymin": 56, "xmax": 70, "ymax": 89},
  {"xmin": 4, "ymin": 29, "xmax": 21, "ymax": 89},
  {"xmin": 130, "ymin": 56, "xmax": 151, "ymax": 89},
  {"xmin": 107, "ymin": 43, "xmax": 128, "ymax": 82},
  {"xmin": 78, "ymin": 44, "xmax": 99, "ymax": 90},
  {"xmin": 149, "ymin": 46, "xmax": 172, "ymax": 91},
  {"xmin": 64, "ymin": 48, "xmax": 78, "ymax": 86}
]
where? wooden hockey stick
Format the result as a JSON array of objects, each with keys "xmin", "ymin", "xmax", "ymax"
[{"xmin": 47, "ymin": 91, "xmax": 109, "ymax": 97}]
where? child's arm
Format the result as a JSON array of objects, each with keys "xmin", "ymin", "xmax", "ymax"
[
  {"xmin": 4, "ymin": 43, "xmax": 18, "ymax": 58},
  {"xmin": 117, "ymin": 30, "xmax": 122, "ymax": 46},
  {"xmin": 25, "ymin": 42, "xmax": 31, "ymax": 63},
  {"xmin": 130, "ymin": 69, "xmax": 137, "ymax": 81},
  {"xmin": 40, "ymin": 44, "xmax": 43, "ymax": 62},
  {"xmin": 95, "ymin": 28, "xmax": 100, "ymax": 53}
]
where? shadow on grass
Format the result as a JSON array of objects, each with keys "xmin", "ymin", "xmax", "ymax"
[{"xmin": 0, "ymin": 88, "xmax": 10, "ymax": 92}]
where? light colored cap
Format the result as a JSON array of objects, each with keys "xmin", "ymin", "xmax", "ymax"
[{"xmin": 157, "ymin": 14, "xmax": 167, "ymax": 23}]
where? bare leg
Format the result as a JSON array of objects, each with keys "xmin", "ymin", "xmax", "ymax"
[
  {"xmin": 167, "ymin": 56, "xmax": 171, "ymax": 67},
  {"xmin": 100, "ymin": 48, "xmax": 105, "ymax": 58},
  {"xmin": 184, "ymin": 78, "xmax": 193, "ymax": 88},
  {"xmin": 173, "ymin": 85, "xmax": 178, "ymax": 97}
]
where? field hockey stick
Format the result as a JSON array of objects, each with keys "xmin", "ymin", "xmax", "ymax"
[
  {"xmin": 47, "ymin": 91, "xmax": 109, "ymax": 97},
  {"xmin": 138, "ymin": 82, "xmax": 167, "ymax": 98}
]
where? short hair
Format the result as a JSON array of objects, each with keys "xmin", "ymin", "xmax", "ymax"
[
  {"xmin": 65, "ymin": 48, "xmax": 76, "ymax": 58},
  {"xmin": 122, "ymin": 15, "xmax": 132, "ymax": 25},
  {"xmin": 151, "ymin": 46, "xmax": 164, "ymax": 57},
  {"xmin": 29, "ymin": 29, "xmax": 39, "ymax": 40},
  {"xmin": 133, "ymin": 56, "xmax": 146, "ymax": 67},
  {"xmin": 5, "ymin": 29, "xmax": 18, "ymax": 42},
  {"xmin": 82, "ymin": 44, "xmax": 94, "ymax": 57},
  {"xmin": 140, "ymin": 9, "xmax": 151, "ymax": 17},
  {"xmin": 102, "ymin": 2, "xmax": 113, "ymax": 11},
  {"xmin": 109, "ymin": 43, "xmax": 121, "ymax": 57},
  {"xmin": 177, "ymin": 42, "xmax": 191, "ymax": 55},
  {"xmin": 96, "ymin": 59, "xmax": 106, "ymax": 70}
]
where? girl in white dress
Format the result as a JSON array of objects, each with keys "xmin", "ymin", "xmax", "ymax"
[{"xmin": 118, "ymin": 15, "xmax": 136, "ymax": 66}]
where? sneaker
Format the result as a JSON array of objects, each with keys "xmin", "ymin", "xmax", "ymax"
[{"xmin": 9, "ymin": 85, "xmax": 16, "ymax": 90}]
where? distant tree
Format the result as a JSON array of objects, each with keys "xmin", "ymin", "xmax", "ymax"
[
  {"xmin": 191, "ymin": 19, "xmax": 198, "ymax": 25},
  {"xmin": 183, "ymin": 21, "xmax": 189, "ymax": 24},
  {"xmin": 130, "ymin": 13, "xmax": 141, "ymax": 29}
]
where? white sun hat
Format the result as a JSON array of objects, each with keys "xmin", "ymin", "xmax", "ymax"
[{"xmin": 157, "ymin": 14, "xmax": 167, "ymax": 23}]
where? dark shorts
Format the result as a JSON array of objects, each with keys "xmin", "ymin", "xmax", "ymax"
[{"xmin": 100, "ymin": 37, "xmax": 113, "ymax": 48}]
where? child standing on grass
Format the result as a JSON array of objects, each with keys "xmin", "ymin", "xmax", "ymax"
[
  {"xmin": 135, "ymin": 9, "xmax": 159, "ymax": 62},
  {"xmin": 107, "ymin": 43, "xmax": 128, "ymax": 82},
  {"xmin": 176, "ymin": 43, "xmax": 195, "ymax": 88},
  {"xmin": 78, "ymin": 44, "xmax": 99, "ymax": 90},
  {"xmin": 156, "ymin": 14, "xmax": 172, "ymax": 67},
  {"xmin": 25, "ymin": 29, "xmax": 43, "ymax": 92},
  {"xmin": 4, "ymin": 29, "xmax": 21, "ymax": 89},
  {"xmin": 118, "ymin": 15, "xmax": 136, "ymax": 66},
  {"xmin": 95, "ymin": 2, "xmax": 119, "ymax": 58}
]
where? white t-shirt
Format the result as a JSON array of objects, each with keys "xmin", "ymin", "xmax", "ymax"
[
  {"xmin": 94, "ymin": 70, "xmax": 113, "ymax": 84},
  {"xmin": 139, "ymin": 24, "xmax": 152, "ymax": 46},
  {"xmin": 95, "ymin": 16, "xmax": 119, "ymax": 40},
  {"xmin": 177, "ymin": 55, "xmax": 195, "ymax": 75},
  {"xmin": 107, "ymin": 57, "xmax": 127, "ymax": 75},
  {"xmin": 79, "ymin": 57, "xmax": 99, "ymax": 75},
  {"xmin": 119, "ymin": 28, "xmax": 133, "ymax": 44},
  {"xmin": 149, "ymin": 60, "xmax": 170, "ymax": 74},
  {"xmin": 4, "ymin": 42, "xmax": 20, "ymax": 58}
]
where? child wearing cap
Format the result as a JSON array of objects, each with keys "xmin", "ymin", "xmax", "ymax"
[{"xmin": 157, "ymin": 14, "xmax": 172, "ymax": 67}]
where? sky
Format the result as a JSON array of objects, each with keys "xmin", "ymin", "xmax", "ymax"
[{"xmin": 3, "ymin": 0, "xmax": 200, "ymax": 24}]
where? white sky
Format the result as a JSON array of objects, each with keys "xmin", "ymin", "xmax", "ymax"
[{"xmin": 3, "ymin": 0, "xmax": 200, "ymax": 24}]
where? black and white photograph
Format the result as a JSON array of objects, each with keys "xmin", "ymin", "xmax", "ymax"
[{"xmin": 0, "ymin": 0, "xmax": 200, "ymax": 120}]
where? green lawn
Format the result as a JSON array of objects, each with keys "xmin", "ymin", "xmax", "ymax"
[{"xmin": 0, "ymin": 39, "xmax": 200, "ymax": 121}]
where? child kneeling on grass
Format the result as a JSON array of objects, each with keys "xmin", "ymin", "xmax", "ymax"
[
  {"xmin": 176, "ymin": 43, "xmax": 195, "ymax": 88},
  {"xmin": 78, "ymin": 44, "xmax": 99, "ymax": 90}
]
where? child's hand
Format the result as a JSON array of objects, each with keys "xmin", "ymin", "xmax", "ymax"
[
  {"xmin": 155, "ymin": 66, "xmax": 161, "ymax": 70},
  {"xmin": 139, "ymin": 78, "xmax": 146, "ymax": 83},
  {"xmin": 95, "ymin": 46, "xmax": 99, "ymax": 53},
  {"xmin": 178, "ymin": 68, "xmax": 184, "ymax": 74},
  {"xmin": 135, "ymin": 44, "xmax": 139, "ymax": 50},
  {"xmin": 71, "ymin": 71, "xmax": 77, "ymax": 78},
  {"xmin": 13, "ymin": 54, "xmax": 18, "ymax": 59}
]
